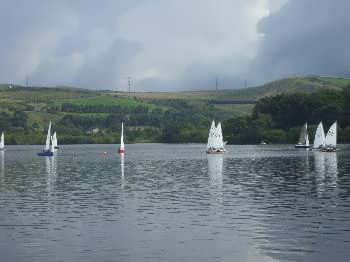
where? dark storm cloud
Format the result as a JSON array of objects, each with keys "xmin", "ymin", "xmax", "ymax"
[
  {"xmin": 251, "ymin": 0, "xmax": 350, "ymax": 83},
  {"xmin": 2, "ymin": 0, "xmax": 348, "ymax": 90},
  {"xmin": 0, "ymin": 0, "xmax": 273, "ymax": 90}
]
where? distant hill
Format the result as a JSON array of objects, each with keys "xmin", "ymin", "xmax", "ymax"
[
  {"xmin": 1, "ymin": 75, "xmax": 349, "ymax": 121},
  {"xmin": 119, "ymin": 75, "xmax": 350, "ymax": 101},
  {"xmin": 0, "ymin": 75, "xmax": 349, "ymax": 144},
  {"xmin": 116, "ymin": 75, "xmax": 350, "ymax": 116}
]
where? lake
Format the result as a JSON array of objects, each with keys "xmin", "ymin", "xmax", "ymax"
[{"xmin": 0, "ymin": 144, "xmax": 350, "ymax": 261}]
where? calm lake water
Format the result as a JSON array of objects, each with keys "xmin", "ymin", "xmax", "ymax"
[{"xmin": 1, "ymin": 144, "xmax": 350, "ymax": 262}]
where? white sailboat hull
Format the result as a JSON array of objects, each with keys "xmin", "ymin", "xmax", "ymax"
[
  {"xmin": 295, "ymin": 144, "xmax": 310, "ymax": 148},
  {"xmin": 206, "ymin": 148, "xmax": 226, "ymax": 154}
]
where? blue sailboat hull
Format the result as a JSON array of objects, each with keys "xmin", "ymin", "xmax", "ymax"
[{"xmin": 37, "ymin": 150, "xmax": 54, "ymax": 156}]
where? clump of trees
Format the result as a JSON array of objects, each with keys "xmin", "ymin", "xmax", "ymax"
[{"xmin": 224, "ymin": 86, "xmax": 350, "ymax": 144}]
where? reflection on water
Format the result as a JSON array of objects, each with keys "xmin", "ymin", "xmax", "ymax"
[
  {"xmin": 120, "ymin": 154, "xmax": 125, "ymax": 189},
  {"xmin": 46, "ymin": 156, "xmax": 57, "ymax": 195},
  {"xmin": 314, "ymin": 151, "xmax": 338, "ymax": 195},
  {"xmin": 207, "ymin": 154, "xmax": 224, "ymax": 215},
  {"xmin": 0, "ymin": 144, "xmax": 350, "ymax": 262},
  {"xmin": 0, "ymin": 151, "xmax": 4, "ymax": 182},
  {"xmin": 207, "ymin": 154, "xmax": 223, "ymax": 186}
]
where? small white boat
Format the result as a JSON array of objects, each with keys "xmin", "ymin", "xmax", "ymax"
[
  {"xmin": 313, "ymin": 122, "xmax": 326, "ymax": 150},
  {"xmin": 118, "ymin": 122, "xmax": 125, "ymax": 154},
  {"xmin": 206, "ymin": 120, "xmax": 225, "ymax": 154},
  {"xmin": 0, "ymin": 132, "xmax": 4, "ymax": 150},
  {"xmin": 322, "ymin": 121, "xmax": 337, "ymax": 152},
  {"xmin": 295, "ymin": 122, "xmax": 310, "ymax": 148}
]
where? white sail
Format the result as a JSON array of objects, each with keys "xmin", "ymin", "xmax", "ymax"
[
  {"xmin": 50, "ymin": 136, "xmax": 55, "ymax": 153},
  {"xmin": 207, "ymin": 120, "xmax": 216, "ymax": 149},
  {"xmin": 120, "ymin": 122, "xmax": 125, "ymax": 150},
  {"xmin": 52, "ymin": 132, "xmax": 58, "ymax": 148},
  {"xmin": 325, "ymin": 121, "xmax": 337, "ymax": 148},
  {"xmin": 297, "ymin": 122, "xmax": 309, "ymax": 145},
  {"xmin": 0, "ymin": 132, "xmax": 4, "ymax": 149},
  {"xmin": 313, "ymin": 122, "xmax": 325, "ymax": 149},
  {"xmin": 45, "ymin": 121, "xmax": 52, "ymax": 151},
  {"xmin": 216, "ymin": 122, "xmax": 224, "ymax": 149}
]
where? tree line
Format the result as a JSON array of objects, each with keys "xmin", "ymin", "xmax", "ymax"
[
  {"xmin": 223, "ymin": 87, "xmax": 350, "ymax": 144},
  {"xmin": 1, "ymin": 86, "xmax": 350, "ymax": 145}
]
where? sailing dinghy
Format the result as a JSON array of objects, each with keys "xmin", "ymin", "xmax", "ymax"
[
  {"xmin": 52, "ymin": 132, "xmax": 58, "ymax": 149},
  {"xmin": 295, "ymin": 122, "xmax": 310, "ymax": 148},
  {"xmin": 0, "ymin": 132, "xmax": 4, "ymax": 150},
  {"xmin": 38, "ymin": 122, "xmax": 54, "ymax": 156},
  {"xmin": 313, "ymin": 122, "xmax": 325, "ymax": 150},
  {"xmin": 322, "ymin": 121, "xmax": 337, "ymax": 152},
  {"xmin": 118, "ymin": 122, "xmax": 125, "ymax": 154},
  {"xmin": 206, "ymin": 120, "xmax": 225, "ymax": 154}
]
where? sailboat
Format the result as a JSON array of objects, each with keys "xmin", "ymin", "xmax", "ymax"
[
  {"xmin": 295, "ymin": 122, "xmax": 310, "ymax": 148},
  {"xmin": 38, "ymin": 122, "xmax": 54, "ymax": 156},
  {"xmin": 313, "ymin": 122, "xmax": 326, "ymax": 150},
  {"xmin": 322, "ymin": 121, "xmax": 337, "ymax": 152},
  {"xmin": 206, "ymin": 120, "xmax": 225, "ymax": 154},
  {"xmin": 52, "ymin": 132, "xmax": 58, "ymax": 149},
  {"xmin": 0, "ymin": 132, "xmax": 4, "ymax": 150},
  {"xmin": 118, "ymin": 122, "xmax": 125, "ymax": 154}
]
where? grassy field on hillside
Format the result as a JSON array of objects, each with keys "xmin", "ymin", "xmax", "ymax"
[{"xmin": 0, "ymin": 75, "xmax": 349, "ymax": 144}]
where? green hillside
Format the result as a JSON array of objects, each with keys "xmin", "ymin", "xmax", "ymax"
[
  {"xmin": 118, "ymin": 75, "xmax": 349, "ymax": 100},
  {"xmin": 0, "ymin": 75, "xmax": 349, "ymax": 144}
]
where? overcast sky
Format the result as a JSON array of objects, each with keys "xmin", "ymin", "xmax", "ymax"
[{"xmin": 0, "ymin": 0, "xmax": 349, "ymax": 91}]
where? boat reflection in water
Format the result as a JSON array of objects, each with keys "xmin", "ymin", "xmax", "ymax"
[
  {"xmin": 207, "ymin": 154, "xmax": 223, "ymax": 214},
  {"xmin": 207, "ymin": 154, "xmax": 223, "ymax": 186},
  {"xmin": 46, "ymin": 156, "xmax": 57, "ymax": 195},
  {"xmin": 0, "ymin": 150, "xmax": 4, "ymax": 182},
  {"xmin": 120, "ymin": 154, "xmax": 125, "ymax": 189},
  {"xmin": 313, "ymin": 151, "xmax": 338, "ymax": 196}
]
